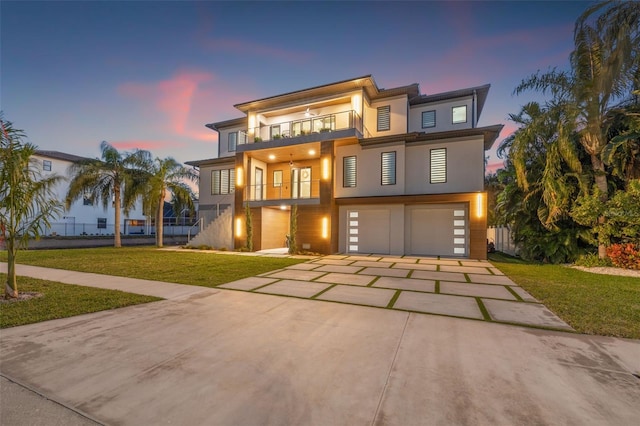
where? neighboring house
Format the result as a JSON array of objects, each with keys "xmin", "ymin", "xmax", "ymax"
[
  {"xmin": 187, "ymin": 75, "xmax": 502, "ymax": 259},
  {"xmin": 33, "ymin": 150, "xmax": 146, "ymax": 236}
]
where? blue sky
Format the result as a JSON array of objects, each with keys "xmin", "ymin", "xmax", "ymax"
[{"xmin": 2, "ymin": 0, "xmax": 591, "ymax": 173}]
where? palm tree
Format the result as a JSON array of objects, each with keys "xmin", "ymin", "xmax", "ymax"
[
  {"xmin": 515, "ymin": 0, "xmax": 640, "ymax": 258},
  {"xmin": 1, "ymin": 116, "xmax": 63, "ymax": 298},
  {"xmin": 66, "ymin": 141, "xmax": 148, "ymax": 248},
  {"xmin": 138, "ymin": 155, "xmax": 198, "ymax": 248}
]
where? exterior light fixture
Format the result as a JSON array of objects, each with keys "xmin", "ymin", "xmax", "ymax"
[
  {"xmin": 309, "ymin": 149, "xmax": 316, "ymax": 155},
  {"xmin": 476, "ymin": 193, "xmax": 484, "ymax": 218},
  {"xmin": 322, "ymin": 157, "xmax": 330, "ymax": 180},
  {"xmin": 268, "ymin": 154, "xmax": 276, "ymax": 160},
  {"xmin": 236, "ymin": 167, "xmax": 243, "ymax": 186},
  {"xmin": 235, "ymin": 218, "xmax": 242, "ymax": 237},
  {"xmin": 321, "ymin": 217, "xmax": 329, "ymax": 239}
]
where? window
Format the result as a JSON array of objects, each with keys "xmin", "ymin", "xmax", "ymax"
[
  {"xmin": 273, "ymin": 170, "xmax": 283, "ymax": 187},
  {"xmin": 343, "ymin": 156, "xmax": 356, "ymax": 188},
  {"xmin": 212, "ymin": 169, "xmax": 235, "ymax": 195},
  {"xmin": 377, "ymin": 105, "xmax": 390, "ymax": 131},
  {"xmin": 270, "ymin": 125, "xmax": 281, "ymax": 139},
  {"xmin": 83, "ymin": 192, "xmax": 93, "ymax": 206},
  {"xmin": 43, "ymin": 160, "xmax": 52, "ymax": 171},
  {"xmin": 452, "ymin": 106, "xmax": 467, "ymax": 124},
  {"xmin": 228, "ymin": 132, "xmax": 237, "ymax": 152},
  {"xmin": 430, "ymin": 148, "xmax": 447, "ymax": 183},
  {"xmin": 381, "ymin": 151, "xmax": 396, "ymax": 185},
  {"xmin": 422, "ymin": 110, "xmax": 436, "ymax": 128}
]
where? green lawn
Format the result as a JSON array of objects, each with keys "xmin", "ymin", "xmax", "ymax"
[
  {"xmin": 0, "ymin": 247, "xmax": 307, "ymax": 287},
  {"xmin": 0, "ymin": 274, "xmax": 160, "ymax": 328},
  {"xmin": 489, "ymin": 252, "xmax": 640, "ymax": 339}
]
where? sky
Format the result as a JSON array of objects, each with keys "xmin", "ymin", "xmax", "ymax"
[{"xmin": 2, "ymin": 0, "xmax": 593, "ymax": 175}]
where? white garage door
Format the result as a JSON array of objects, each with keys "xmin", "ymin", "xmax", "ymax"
[
  {"xmin": 347, "ymin": 209, "xmax": 390, "ymax": 254},
  {"xmin": 406, "ymin": 205, "xmax": 467, "ymax": 257}
]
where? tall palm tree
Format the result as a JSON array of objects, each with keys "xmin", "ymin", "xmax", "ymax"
[
  {"xmin": 1, "ymin": 116, "xmax": 63, "ymax": 298},
  {"xmin": 138, "ymin": 155, "xmax": 198, "ymax": 248},
  {"xmin": 515, "ymin": 0, "xmax": 640, "ymax": 257},
  {"xmin": 66, "ymin": 141, "xmax": 148, "ymax": 248}
]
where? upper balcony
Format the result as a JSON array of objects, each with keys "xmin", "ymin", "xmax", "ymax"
[{"xmin": 235, "ymin": 110, "xmax": 366, "ymax": 151}]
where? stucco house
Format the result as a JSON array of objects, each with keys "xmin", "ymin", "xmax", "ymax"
[
  {"xmin": 33, "ymin": 150, "xmax": 147, "ymax": 236},
  {"xmin": 186, "ymin": 75, "xmax": 502, "ymax": 259}
]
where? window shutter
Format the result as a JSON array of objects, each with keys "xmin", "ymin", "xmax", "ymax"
[
  {"xmin": 430, "ymin": 148, "xmax": 447, "ymax": 183},
  {"xmin": 422, "ymin": 110, "xmax": 436, "ymax": 128},
  {"xmin": 377, "ymin": 105, "xmax": 390, "ymax": 131},
  {"xmin": 229, "ymin": 169, "xmax": 236, "ymax": 193},
  {"xmin": 212, "ymin": 170, "xmax": 221, "ymax": 195},
  {"xmin": 343, "ymin": 156, "xmax": 357, "ymax": 188},
  {"xmin": 220, "ymin": 169, "xmax": 230, "ymax": 194},
  {"xmin": 381, "ymin": 151, "xmax": 396, "ymax": 185}
]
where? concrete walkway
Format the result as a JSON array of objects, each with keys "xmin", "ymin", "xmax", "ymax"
[{"xmin": 1, "ymin": 285, "xmax": 639, "ymax": 425}]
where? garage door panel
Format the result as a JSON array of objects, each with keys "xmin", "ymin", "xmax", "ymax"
[
  {"xmin": 406, "ymin": 205, "xmax": 467, "ymax": 257},
  {"xmin": 348, "ymin": 209, "xmax": 390, "ymax": 254}
]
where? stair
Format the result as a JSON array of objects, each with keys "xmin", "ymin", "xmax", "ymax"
[{"xmin": 187, "ymin": 207, "xmax": 233, "ymax": 249}]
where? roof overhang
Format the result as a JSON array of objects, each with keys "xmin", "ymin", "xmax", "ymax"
[
  {"xmin": 185, "ymin": 156, "xmax": 235, "ymax": 168},
  {"xmin": 359, "ymin": 124, "xmax": 504, "ymax": 151},
  {"xmin": 206, "ymin": 117, "xmax": 246, "ymax": 131},
  {"xmin": 410, "ymin": 84, "xmax": 491, "ymax": 118},
  {"xmin": 34, "ymin": 150, "xmax": 92, "ymax": 162}
]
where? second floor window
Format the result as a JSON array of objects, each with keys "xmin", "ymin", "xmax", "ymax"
[
  {"xmin": 212, "ymin": 169, "xmax": 236, "ymax": 195},
  {"xmin": 343, "ymin": 156, "xmax": 357, "ymax": 188},
  {"xmin": 422, "ymin": 110, "xmax": 436, "ymax": 128},
  {"xmin": 377, "ymin": 105, "xmax": 390, "ymax": 131},
  {"xmin": 228, "ymin": 132, "xmax": 237, "ymax": 152},
  {"xmin": 452, "ymin": 106, "xmax": 467, "ymax": 124},
  {"xmin": 43, "ymin": 160, "xmax": 52, "ymax": 171},
  {"xmin": 381, "ymin": 151, "xmax": 396, "ymax": 185}
]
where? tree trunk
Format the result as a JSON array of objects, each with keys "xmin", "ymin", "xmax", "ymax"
[
  {"xmin": 5, "ymin": 241, "xmax": 18, "ymax": 298},
  {"xmin": 156, "ymin": 191, "xmax": 164, "ymax": 248},
  {"xmin": 591, "ymin": 154, "xmax": 608, "ymax": 259},
  {"xmin": 114, "ymin": 185, "xmax": 122, "ymax": 248}
]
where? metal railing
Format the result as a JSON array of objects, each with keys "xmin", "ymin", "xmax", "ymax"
[
  {"xmin": 38, "ymin": 218, "xmax": 197, "ymax": 237},
  {"xmin": 238, "ymin": 110, "xmax": 362, "ymax": 145},
  {"xmin": 245, "ymin": 179, "xmax": 321, "ymax": 201},
  {"xmin": 187, "ymin": 217, "xmax": 204, "ymax": 242}
]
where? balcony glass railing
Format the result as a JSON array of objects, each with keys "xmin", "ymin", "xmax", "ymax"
[
  {"xmin": 245, "ymin": 179, "xmax": 321, "ymax": 201},
  {"xmin": 238, "ymin": 110, "xmax": 362, "ymax": 145}
]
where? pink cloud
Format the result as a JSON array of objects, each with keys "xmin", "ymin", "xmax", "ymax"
[
  {"xmin": 486, "ymin": 160, "xmax": 504, "ymax": 174},
  {"xmin": 118, "ymin": 70, "xmax": 254, "ymax": 144}
]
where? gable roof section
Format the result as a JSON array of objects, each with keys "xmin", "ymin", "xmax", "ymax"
[
  {"xmin": 359, "ymin": 124, "xmax": 504, "ymax": 151},
  {"xmin": 410, "ymin": 84, "xmax": 491, "ymax": 118},
  {"xmin": 34, "ymin": 150, "xmax": 92, "ymax": 163}
]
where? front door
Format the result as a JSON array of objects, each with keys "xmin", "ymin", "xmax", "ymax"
[
  {"xmin": 291, "ymin": 167, "xmax": 311, "ymax": 199},
  {"xmin": 255, "ymin": 167, "xmax": 263, "ymax": 201}
]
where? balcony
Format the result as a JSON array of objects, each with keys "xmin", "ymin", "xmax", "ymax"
[
  {"xmin": 237, "ymin": 110, "xmax": 363, "ymax": 148},
  {"xmin": 245, "ymin": 179, "xmax": 321, "ymax": 204}
]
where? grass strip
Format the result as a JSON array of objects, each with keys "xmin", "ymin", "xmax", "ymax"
[
  {"xmin": 489, "ymin": 252, "xmax": 640, "ymax": 339},
  {"xmin": 475, "ymin": 297, "xmax": 491, "ymax": 321},
  {"xmin": 0, "ymin": 274, "xmax": 160, "ymax": 328},
  {"xmin": 386, "ymin": 290, "xmax": 402, "ymax": 308}
]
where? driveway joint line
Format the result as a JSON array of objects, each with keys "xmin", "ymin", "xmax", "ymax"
[{"xmin": 370, "ymin": 313, "xmax": 410, "ymax": 426}]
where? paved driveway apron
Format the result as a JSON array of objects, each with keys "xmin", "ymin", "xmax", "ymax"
[{"xmin": 220, "ymin": 255, "xmax": 572, "ymax": 331}]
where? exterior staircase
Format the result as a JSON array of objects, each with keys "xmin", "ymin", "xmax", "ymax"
[{"xmin": 187, "ymin": 206, "xmax": 233, "ymax": 250}]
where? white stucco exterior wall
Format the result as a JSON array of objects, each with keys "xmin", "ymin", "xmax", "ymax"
[{"xmin": 408, "ymin": 96, "xmax": 474, "ymax": 133}]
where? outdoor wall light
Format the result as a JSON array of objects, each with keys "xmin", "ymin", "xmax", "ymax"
[
  {"xmin": 322, "ymin": 158, "xmax": 330, "ymax": 180},
  {"xmin": 476, "ymin": 193, "xmax": 484, "ymax": 219},
  {"xmin": 309, "ymin": 149, "xmax": 316, "ymax": 155},
  {"xmin": 321, "ymin": 217, "xmax": 329, "ymax": 239},
  {"xmin": 235, "ymin": 218, "xmax": 242, "ymax": 237},
  {"xmin": 236, "ymin": 167, "xmax": 243, "ymax": 186}
]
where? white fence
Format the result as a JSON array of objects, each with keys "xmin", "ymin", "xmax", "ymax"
[
  {"xmin": 41, "ymin": 219, "xmax": 195, "ymax": 237},
  {"xmin": 487, "ymin": 226, "xmax": 517, "ymax": 256}
]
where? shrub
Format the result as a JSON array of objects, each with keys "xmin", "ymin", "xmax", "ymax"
[
  {"xmin": 575, "ymin": 253, "xmax": 613, "ymax": 268},
  {"xmin": 606, "ymin": 243, "xmax": 640, "ymax": 270}
]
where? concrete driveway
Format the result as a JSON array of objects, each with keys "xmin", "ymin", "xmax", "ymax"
[{"xmin": 1, "ymin": 278, "xmax": 639, "ymax": 425}]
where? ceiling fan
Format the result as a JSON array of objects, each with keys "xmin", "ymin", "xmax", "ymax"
[{"xmin": 302, "ymin": 107, "xmax": 318, "ymax": 117}]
